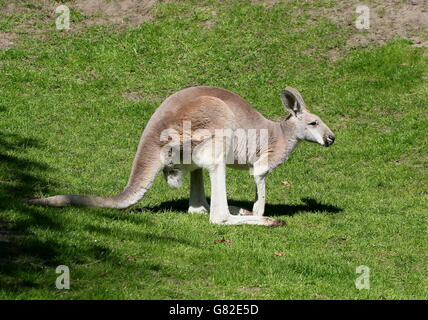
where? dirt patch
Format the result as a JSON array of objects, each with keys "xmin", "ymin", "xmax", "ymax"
[
  {"xmin": 0, "ymin": 0, "xmax": 157, "ymax": 46},
  {"xmin": 254, "ymin": 0, "xmax": 427, "ymax": 57},
  {"xmin": 251, "ymin": 0, "xmax": 284, "ymax": 8},
  {"xmin": 199, "ymin": 9, "xmax": 218, "ymax": 30},
  {"xmin": 1, "ymin": 1, "xmax": 54, "ymax": 39},
  {"xmin": 122, "ymin": 90, "xmax": 144, "ymax": 101},
  {"xmin": 323, "ymin": 0, "xmax": 428, "ymax": 49},
  {"xmin": 1, "ymin": 0, "xmax": 426, "ymax": 52},
  {"xmin": 1, "ymin": 0, "xmax": 155, "ymax": 26},
  {"xmin": 0, "ymin": 32, "xmax": 16, "ymax": 50},
  {"xmin": 73, "ymin": 0, "xmax": 155, "ymax": 27},
  {"xmin": 238, "ymin": 286, "xmax": 261, "ymax": 294}
]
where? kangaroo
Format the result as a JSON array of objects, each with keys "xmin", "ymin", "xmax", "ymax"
[{"xmin": 29, "ymin": 86, "xmax": 335, "ymax": 227}]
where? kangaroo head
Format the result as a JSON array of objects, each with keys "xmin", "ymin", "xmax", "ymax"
[{"xmin": 280, "ymin": 87, "xmax": 335, "ymax": 147}]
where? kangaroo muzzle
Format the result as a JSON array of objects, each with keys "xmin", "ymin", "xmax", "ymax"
[{"xmin": 325, "ymin": 134, "xmax": 335, "ymax": 147}]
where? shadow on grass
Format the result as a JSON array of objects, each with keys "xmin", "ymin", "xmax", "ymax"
[
  {"xmin": 85, "ymin": 223, "xmax": 197, "ymax": 247},
  {"xmin": 142, "ymin": 197, "xmax": 343, "ymax": 216},
  {"xmin": 0, "ymin": 129, "xmax": 194, "ymax": 295},
  {"xmin": 0, "ymin": 131, "xmax": 120, "ymax": 293},
  {"xmin": 0, "ymin": 131, "xmax": 60, "ymax": 291}
]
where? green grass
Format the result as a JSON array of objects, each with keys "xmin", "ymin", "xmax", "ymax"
[{"xmin": 0, "ymin": 0, "xmax": 427, "ymax": 299}]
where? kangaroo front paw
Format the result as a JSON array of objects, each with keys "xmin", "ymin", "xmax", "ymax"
[{"xmin": 188, "ymin": 205, "xmax": 209, "ymax": 214}]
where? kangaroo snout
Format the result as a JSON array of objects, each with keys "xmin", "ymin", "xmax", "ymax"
[{"xmin": 325, "ymin": 134, "xmax": 335, "ymax": 147}]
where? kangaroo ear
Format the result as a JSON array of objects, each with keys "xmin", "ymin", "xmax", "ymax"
[{"xmin": 280, "ymin": 87, "xmax": 306, "ymax": 117}]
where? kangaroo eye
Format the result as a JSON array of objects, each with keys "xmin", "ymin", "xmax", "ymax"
[{"xmin": 308, "ymin": 121, "xmax": 318, "ymax": 126}]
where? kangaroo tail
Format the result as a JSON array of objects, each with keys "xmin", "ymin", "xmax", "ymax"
[
  {"xmin": 27, "ymin": 188, "xmax": 152, "ymax": 209},
  {"xmin": 28, "ymin": 140, "xmax": 162, "ymax": 209}
]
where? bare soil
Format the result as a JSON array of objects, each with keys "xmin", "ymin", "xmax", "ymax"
[
  {"xmin": 1, "ymin": 0, "xmax": 426, "ymax": 52},
  {"xmin": 0, "ymin": 32, "xmax": 16, "ymax": 49},
  {"xmin": 256, "ymin": 0, "xmax": 427, "ymax": 50},
  {"xmin": 73, "ymin": 0, "xmax": 155, "ymax": 27},
  {"xmin": 0, "ymin": 0, "xmax": 155, "ymax": 39},
  {"xmin": 325, "ymin": 0, "xmax": 427, "ymax": 49}
]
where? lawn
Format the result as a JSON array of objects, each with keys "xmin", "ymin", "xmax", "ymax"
[{"xmin": 0, "ymin": 0, "xmax": 427, "ymax": 299}]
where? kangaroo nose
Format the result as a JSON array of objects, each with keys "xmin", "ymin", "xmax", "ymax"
[{"xmin": 326, "ymin": 135, "xmax": 335, "ymax": 146}]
